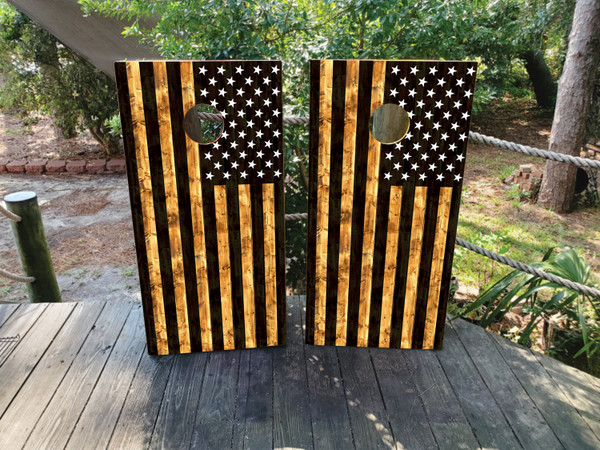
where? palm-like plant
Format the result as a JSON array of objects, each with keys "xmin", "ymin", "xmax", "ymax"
[{"xmin": 458, "ymin": 247, "xmax": 599, "ymax": 362}]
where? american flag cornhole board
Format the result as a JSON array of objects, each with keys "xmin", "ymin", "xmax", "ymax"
[
  {"xmin": 115, "ymin": 61, "xmax": 285, "ymax": 355},
  {"xmin": 306, "ymin": 60, "xmax": 477, "ymax": 349}
]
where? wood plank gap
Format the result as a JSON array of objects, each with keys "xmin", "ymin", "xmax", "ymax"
[{"xmin": 0, "ymin": 304, "xmax": 21, "ymax": 328}]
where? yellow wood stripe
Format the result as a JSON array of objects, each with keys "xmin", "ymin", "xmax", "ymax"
[
  {"xmin": 153, "ymin": 61, "xmax": 191, "ymax": 354},
  {"xmin": 357, "ymin": 60, "xmax": 386, "ymax": 347},
  {"xmin": 126, "ymin": 62, "xmax": 168, "ymax": 355},
  {"xmin": 401, "ymin": 186, "xmax": 428, "ymax": 348},
  {"xmin": 314, "ymin": 60, "xmax": 333, "ymax": 346},
  {"xmin": 214, "ymin": 185, "xmax": 235, "ymax": 350},
  {"xmin": 263, "ymin": 183, "xmax": 278, "ymax": 346},
  {"xmin": 181, "ymin": 61, "xmax": 212, "ymax": 352},
  {"xmin": 378, "ymin": 186, "xmax": 403, "ymax": 348},
  {"xmin": 422, "ymin": 187, "xmax": 453, "ymax": 349},
  {"xmin": 238, "ymin": 184, "xmax": 256, "ymax": 348},
  {"xmin": 335, "ymin": 59, "xmax": 359, "ymax": 346}
]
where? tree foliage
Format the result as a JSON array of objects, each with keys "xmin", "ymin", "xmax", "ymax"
[{"xmin": 0, "ymin": 1, "xmax": 120, "ymax": 155}]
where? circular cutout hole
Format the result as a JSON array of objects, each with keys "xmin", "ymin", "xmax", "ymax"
[
  {"xmin": 183, "ymin": 104, "xmax": 224, "ymax": 144},
  {"xmin": 369, "ymin": 103, "xmax": 410, "ymax": 144}
]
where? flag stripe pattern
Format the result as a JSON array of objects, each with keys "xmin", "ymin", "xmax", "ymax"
[
  {"xmin": 116, "ymin": 60, "xmax": 286, "ymax": 355},
  {"xmin": 307, "ymin": 59, "xmax": 477, "ymax": 349}
]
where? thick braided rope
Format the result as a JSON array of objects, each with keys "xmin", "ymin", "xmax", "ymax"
[
  {"xmin": 0, "ymin": 204, "xmax": 21, "ymax": 222},
  {"xmin": 0, "ymin": 267, "xmax": 34, "ymax": 283},
  {"xmin": 455, "ymin": 238, "xmax": 600, "ymax": 299},
  {"xmin": 283, "ymin": 213, "xmax": 600, "ymax": 298}
]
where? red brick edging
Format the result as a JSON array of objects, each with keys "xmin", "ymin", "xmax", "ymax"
[{"xmin": 0, "ymin": 159, "xmax": 126, "ymax": 175}]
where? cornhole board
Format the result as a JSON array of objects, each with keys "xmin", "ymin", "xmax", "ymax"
[
  {"xmin": 115, "ymin": 60, "xmax": 286, "ymax": 355},
  {"xmin": 306, "ymin": 60, "xmax": 477, "ymax": 349}
]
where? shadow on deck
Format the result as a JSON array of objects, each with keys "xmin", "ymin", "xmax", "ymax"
[{"xmin": 0, "ymin": 296, "xmax": 598, "ymax": 449}]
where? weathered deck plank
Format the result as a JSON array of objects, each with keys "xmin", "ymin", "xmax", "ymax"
[
  {"xmin": 0, "ymin": 299, "xmax": 598, "ymax": 450},
  {"xmin": 24, "ymin": 301, "xmax": 134, "ymax": 450},
  {"xmin": 0, "ymin": 302, "xmax": 105, "ymax": 449}
]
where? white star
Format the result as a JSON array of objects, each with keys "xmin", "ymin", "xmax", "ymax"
[
  {"xmin": 413, "ymin": 142, "xmax": 421, "ymax": 151},
  {"xmin": 198, "ymin": 66, "xmax": 207, "ymax": 75},
  {"xmin": 467, "ymin": 66, "xmax": 476, "ymax": 76},
  {"xmin": 394, "ymin": 162, "xmax": 401, "ymax": 170},
  {"xmin": 229, "ymin": 121, "xmax": 237, "ymax": 129},
  {"xmin": 264, "ymin": 98, "xmax": 272, "ymax": 107},
  {"xmin": 399, "ymin": 99, "xmax": 407, "ymax": 108},
  {"xmin": 273, "ymin": 150, "xmax": 281, "ymax": 158},
  {"xmin": 459, "ymin": 133, "xmax": 467, "ymax": 141},
  {"xmin": 254, "ymin": 87, "xmax": 263, "ymax": 96},
  {"xmin": 221, "ymin": 110, "xmax": 228, "ymax": 119},
  {"xmin": 403, "ymin": 152, "xmax": 411, "ymax": 160},
  {"xmin": 420, "ymin": 152, "xmax": 428, "ymax": 160},
  {"xmin": 402, "ymin": 172, "xmax": 409, "ymax": 180},
  {"xmin": 435, "ymin": 100, "xmax": 443, "ymax": 109},
  {"xmin": 230, "ymin": 141, "xmax": 238, "ymax": 149},
  {"xmin": 448, "ymin": 66, "xmax": 457, "ymax": 76},
  {"xmin": 391, "ymin": 66, "xmax": 400, "ymax": 75},
  {"xmin": 248, "ymin": 141, "xmax": 255, "ymax": 149},
  {"xmin": 456, "ymin": 78, "xmax": 464, "ymax": 87},
  {"xmin": 204, "ymin": 152, "xmax": 212, "ymax": 160},
  {"xmin": 407, "ymin": 110, "xmax": 415, "ymax": 119},
  {"xmin": 255, "ymin": 110, "xmax": 263, "ymax": 118},
  {"xmin": 449, "ymin": 143, "xmax": 457, "ymax": 151},
  {"xmin": 414, "ymin": 122, "xmax": 423, "ymax": 130},
  {"xmin": 456, "ymin": 153, "xmax": 465, "ymax": 162},
  {"xmin": 395, "ymin": 141, "xmax": 403, "ymax": 150},
  {"xmin": 239, "ymin": 130, "xmax": 246, "ymax": 139},
  {"xmin": 239, "ymin": 150, "xmax": 247, "ymax": 159},
  {"xmin": 246, "ymin": 98, "xmax": 254, "ymax": 107},
  {"xmin": 273, "ymin": 130, "xmax": 281, "ymax": 138},
  {"xmin": 410, "ymin": 66, "xmax": 418, "ymax": 75},
  {"xmin": 272, "ymin": 109, "xmax": 281, "ymax": 117},
  {"xmin": 405, "ymin": 131, "xmax": 413, "ymax": 140},
  {"xmin": 206, "ymin": 172, "xmax": 213, "ymax": 180},
  {"xmin": 418, "ymin": 77, "xmax": 427, "ymax": 87},
  {"xmin": 416, "ymin": 100, "xmax": 425, "ymax": 109},
  {"xmin": 214, "ymin": 161, "xmax": 222, "ymax": 170},
  {"xmin": 228, "ymin": 99, "xmax": 236, "ymax": 108},
  {"xmin": 437, "ymin": 173, "xmax": 444, "ymax": 181},
  {"xmin": 265, "ymin": 140, "xmax": 272, "ymax": 148},
  {"xmin": 384, "ymin": 172, "xmax": 392, "ymax": 180},
  {"xmin": 217, "ymin": 66, "xmax": 225, "ymax": 75},
  {"xmin": 257, "ymin": 170, "xmax": 264, "ymax": 178},
  {"xmin": 446, "ymin": 163, "xmax": 454, "ymax": 171},
  {"xmin": 386, "ymin": 152, "xmax": 393, "ymax": 160},
  {"xmin": 238, "ymin": 110, "xmax": 245, "ymax": 118},
  {"xmin": 464, "ymin": 89, "xmax": 472, "ymax": 98},
  {"xmin": 253, "ymin": 66, "xmax": 262, "ymax": 74},
  {"xmin": 431, "ymin": 142, "xmax": 439, "ymax": 151},
  {"xmin": 210, "ymin": 99, "xmax": 218, "ymax": 108},
  {"xmin": 443, "ymin": 111, "xmax": 451, "ymax": 120},
  {"xmin": 429, "ymin": 163, "xmax": 436, "ymax": 171},
  {"xmin": 262, "ymin": 77, "xmax": 271, "ymax": 85},
  {"xmin": 222, "ymin": 150, "xmax": 230, "ymax": 159},
  {"xmin": 272, "ymin": 87, "xmax": 280, "ymax": 96},
  {"xmin": 427, "ymin": 89, "xmax": 435, "ymax": 97},
  {"xmin": 419, "ymin": 173, "xmax": 427, "ymax": 181},
  {"xmin": 241, "ymin": 171, "xmax": 248, "ymax": 179},
  {"xmin": 454, "ymin": 173, "xmax": 462, "ymax": 182},
  {"xmin": 208, "ymin": 78, "xmax": 217, "ymax": 86},
  {"xmin": 411, "ymin": 162, "xmax": 419, "ymax": 171},
  {"xmin": 425, "ymin": 111, "xmax": 433, "ymax": 119},
  {"xmin": 441, "ymin": 132, "xmax": 449, "ymax": 140},
  {"xmin": 212, "ymin": 141, "xmax": 220, "ymax": 150},
  {"xmin": 433, "ymin": 122, "xmax": 441, "ymax": 131},
  {"xmin": 223, "ymin": 172, "xmax": 231, "ymax": 180},
  {"xmin": 231, "ymin": 161, "xmax": 239, "ymax": 169},
  {"xmin": 227, "ymin": 78, "xmax": 235, "ymax": 86},
  {"xmin": 400, "ymin": 77, "xmax": 408, "ymax": 86},
  {"xmin": 274, "ymin": 169, "xmax": 281, "ymax": 177},
  {"xmin": 256, "ymin": 130, "xmax": 264, "ymax": 139},
  {"xmin": 390, "ymin": 88, "xmax": 398, "ymax": 97},
  {"xmin": 429, "ymin": 66, "xmax": 438, "ymax": 75},
  {"xmin": 462, "ymin": 111, "xmax": 470, "ymax": 120},
  {"xmin": 438, "ymin": 153, "xmax": 447, "ymax": 161},
  {"xmin": 453, "ymin": 100, "xmax": 461, "ymax": 109},
  {"xmin": 257, "ymin": 150, "xmax": 264, "ymax": 158},
  {"xmin": 408, "ymin": 89, "xmax": 417, "ymax": 97},
  {"xmin": 423, "ymin": 132, "xmax": 431, "ymax": 141},
  {"xmin": 248, "ymin": 160, "xmax": 256, "ymax": 169},
  {"xmin": 451, "ymin": 122, "xmax": 459, "ymax": 131},
  {"xmin": 437, "ymin": 78, "xmax": 445, "ymax": 87},
  {"xmin": 247, "ymin": 119, "xmax": 255, "ymax": 128},
  {"xmin": 236, "ymin": 88, "xmax": 245, "ymax": 97},
  {"xmin": 200, "ymin": 88, "xmax": 208, "ymax": 97},
  {"xmin": 235, "ymin": 66, "xmax": 244, "ymax": 75},
  {"xmin": 264, "ymin": 119, "xmax": 272, "ymax": 127},
  {"xmin": 445, "ymin": 89, "xmax": 454, "ymax": 98},
  {"xmin": 271, "ymin": 65, "xmax": 280, "ymax": 74},
  {"xmin": 265, "ymin": 160, "xmax": 273, "ymax": 168},
  {"xmin": 245, "ymin": 77, "xmax": 253, "ymax": 85}
]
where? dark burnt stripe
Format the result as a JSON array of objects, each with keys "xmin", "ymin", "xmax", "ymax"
[
  {"xmin": 139, "ymin": 61, "xmax": 180, "ymax": 354},
  {"xmin": 411, "ymin": 184, "xmax": 440, "ymax": 349},
  {"xmin": 305, "ymin": 60, "xmax": 321, "ymax": 345},
  {"xmin": 346, "ymin": 60, "xmax": 374, "ymax": 347},
  {"xmin": 115, "ymin": 62, "xmax": 158, "ymax": 355},
  {"xmin": 324, "ymin": 60, "xmax": 346, "ymax": 346},
  {"xmin": 165, "ymin": 61, "xmax": 202, "ymax": 352},
  {"xmin": 434, "ymin": 184, "xmax": 461, "ymax": 349},
  {"xmin": 367, "ymin": 62, "xmax": 393, "ymax": 347},
  {"xmin": 389, "ymin": 182, "xmax": 416, "ymax": 348},
  {"xmin": 193, "ymin": 62, "xmax": 224, "ymax": 351},
  {"xmin": 251, "ymin": 183, "xmax": 267, "ymax": 348},
  {"xmin": 226, "ymin": 183, "xmax": 246, "ymax": 349}
]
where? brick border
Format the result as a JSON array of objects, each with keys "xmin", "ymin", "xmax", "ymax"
[{"xmin": 0, "ymin": 159, "xmax": 126, "ymax": 175}]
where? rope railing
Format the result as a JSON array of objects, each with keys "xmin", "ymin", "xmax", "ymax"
[
  {"xmin": 0, "ymin": 267, "xmax": 34, "ymax": 283},
  {"xmin": 0, "ymin": 204, "xmax": 21, "ymax": 222}
]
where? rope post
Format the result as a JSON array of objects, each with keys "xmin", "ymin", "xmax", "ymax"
[{"xmin": 4, "ymin": 191, "xmax": 61, "ymax": 303}]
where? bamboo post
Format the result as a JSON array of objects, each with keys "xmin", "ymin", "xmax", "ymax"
[{"xmin": 4, "ymin": 191, "xmax": 61, "ymax": 303}]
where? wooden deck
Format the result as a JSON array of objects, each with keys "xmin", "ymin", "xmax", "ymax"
[{"xmin": 0, "ymin": 297, "xmax": 598, "ymax": 449}]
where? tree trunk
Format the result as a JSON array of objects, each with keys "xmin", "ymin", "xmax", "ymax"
[
  {"xmin": 537, "ymin": 0, "xmax": 600, "ymax": 213},
  {"xmin": 522, "ymin": 50, "xmax": 557, "ymax": 109}
]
